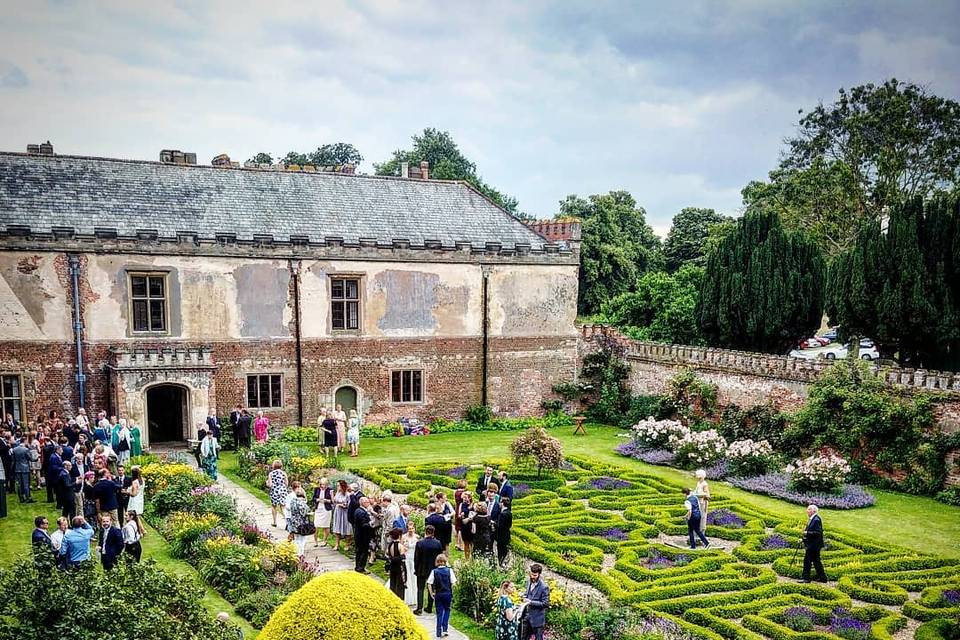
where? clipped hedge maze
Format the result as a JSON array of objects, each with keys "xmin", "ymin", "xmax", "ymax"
[{"xmin": 359, "ymin": 455, "xmax": 960, "ymax": 640}]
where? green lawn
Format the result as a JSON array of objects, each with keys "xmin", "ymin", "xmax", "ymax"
[
  {"xmin": 0, "ymin": 491, "xmax": 257, "ymax": 639},
  {"xmin": 223, "ymin": 424, "xmax": 960, "ymax": 558}
]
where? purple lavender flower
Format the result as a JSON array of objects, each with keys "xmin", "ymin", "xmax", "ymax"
[
  {"xmin": 760, "ymin": 534, "xmax": 791, "ymax": 550},
  {"xmin": 728, "ymin": 473, "xmax": 875, "ymax": 509},
  {"xmin": 646, "ymin": 548, "xmax": 676, "ymax": 569},
  {"xmin": 634, "ymin": 616, "xmax": 688, "ymax": 640},
  {"xmin": 513, "ymin": 483, "xmax": 531, "ymax": 498},
  {"xmin": 615, "ymin": 442, "xmax": 677, "ymax": 466},
  {"xmin": 783, "ymin": 606, "xmax": 817, "ymax": 632},
  {"xmin": 445, "ymin": 465, "xmax": 468, "ymax": 479},
  {"xmin": 942, "ymin": 589, "xmax": 960, "ymax": 606},
  {"xmin": 706, "ymin": 509, "xmax": 745, "ymax": 528},
  {"xmin": 198, "ymin": 527, "xmax": 235, "ymax": 543},
  {"xmin": 616, "ymin": 441, "xmax": 640, "ymax": 456},
  {"xmin": 586, "ymin": 476, "xmax": 633, "ymax": 490},
  {"xmin": 830, "ymin": 609, "xmax": 871, "ymax": 640},
  {"xmin": 601, "ymin": 527, "xmax": 628, "ymax": 541}
]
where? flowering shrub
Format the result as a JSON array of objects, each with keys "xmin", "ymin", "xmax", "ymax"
[
  {"xmin": 631, "ymin": 417, "xmax": 689, "ymax": 449},
  {"xmin": 431, "ymin": 465, "xmax": 468, "ymax": 479},
  {"xmin": 786, "ymin": 452, "xmax": 852, "ymax": 493},
  {"xmin": 726, "ymin": 438, "xmax": 776, "ymax": 476},
  {"xmin": 942, "ymin": 589, "xmax": 960, "ymax": 606},
  {"xmin": 254, "ymin": 542, "xmax": 300, "ymax": 575},
  {"xmin": 600, "ymin": 527, "xmax": 629, "ymax": 541},
  {"xmin": 510, "ymin": 427, "xmax": 564, "ymax": 477},
  {"xmin": 164, "ymin": 512, "xmax": 223, "ymax": 558},
  {"xmin": 759, "ymin": 534, "xmax": 791, "ymax": 550},
  {"xmin": 630, "ymin": 616, "xmax": 697, "ymax": 640},
  {"xmin": 512, "ymin": 483, "xmax": 531, "ymax": 498},
  {"xmin": 706, "ymin": 509, "xmax": 744, "ymax": 528},
  {"xmin": 585, "ymin": 476, "xmax": 633, "ymax": 490},
  {"xmin": 782, "ymin": 606, "xmax": 817, "ymax": 632},
  {"xmin": 830, "ymin": 608, "xmax": 872, "ymax": 640},
  {"xmin": 645, "ymin": 548, "xmax": 690, "ymax": 569},
  {"xmin": 669, "ymin": 429, "xmax": 728, "ymax": 468},
  {"xmin": 729, "ymin": 472, "xmax": 875, "ymax": 509}
]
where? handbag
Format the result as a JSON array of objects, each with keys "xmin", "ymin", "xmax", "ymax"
[
  {"xmin": 298, "ymin": 522, "xmax": 316, "ymax": 536},
  {"xmin": 116, "ymin": 438, "xmax": 129, "ymax": 452}
]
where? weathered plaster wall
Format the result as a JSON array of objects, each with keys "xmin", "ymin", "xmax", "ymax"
[
  {"xmin": 487, "ymin": 265, "xmax": 579, "ymax": 338},
  {"xmin": 0, "ymin": 252, "xmax": 70, "ymax": 340}
]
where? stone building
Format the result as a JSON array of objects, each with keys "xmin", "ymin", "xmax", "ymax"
[{"xmin": 0, "ymin": 147, "xmax": 580, "ymax": 447}]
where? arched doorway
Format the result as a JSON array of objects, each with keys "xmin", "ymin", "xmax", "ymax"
[
  {"xmin": 334, "ymin": 386, "xmax": 358, "ymax": 416},
  {"xmin": 147, "ymin": 384, "xmax": 188, "ymax": 443}
]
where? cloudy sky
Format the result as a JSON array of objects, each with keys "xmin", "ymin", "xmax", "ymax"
[{"xmin": 1, "ymin": 1, "xmax": 958, "ymax": 235}]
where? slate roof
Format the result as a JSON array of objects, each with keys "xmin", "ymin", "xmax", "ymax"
[{"xmin": 0, "ymin": 152, "xmax": 551, "ymax": 251}]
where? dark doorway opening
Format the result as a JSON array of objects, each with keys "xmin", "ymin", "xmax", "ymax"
[
  {"xmin": 335, "ymin": 386, "xmax": 358, "ymax": 416},
  {"xmin": 147, "ymin": 385, "xmax": 186, "ymax": 443}
]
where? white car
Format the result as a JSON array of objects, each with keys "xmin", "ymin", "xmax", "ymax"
[
  {"xmin": 820, "ymin": 342, "xmax": 880, "ymax": 361},
  {"xmin": 788, "ymin": 349, "xmax": 819, "ymax": 360}
]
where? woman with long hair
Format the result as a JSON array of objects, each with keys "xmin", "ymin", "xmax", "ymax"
[
  {"xmin": 122, "ymin": 510, "xmax": 145, "ymax": 561},
  {"xmin": 331, "ymin": 478, "xmax": 352, "ymax": 551},
  {"xmin": 495, "ymin": 581, "xmax": 519, "ymax": 640},
  {"xmin": 385, "ymin": 527, "xmax": 406, "ymax": 599},
  {"xmin": 459, "ymin": 491, "xmax": 475, "ymax": 560},
  {"xmin": 126, "ymin": 466, "xmax": 145, "ymax": 515}
]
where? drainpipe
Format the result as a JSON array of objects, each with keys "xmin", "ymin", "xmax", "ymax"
[
  {"xmin": 290, "ymin": 260, "xmax": 305, "ymax": 426},
  {"xmin": 68, "ymin": 254, "xmax": 87, "ymax": 408},
  {"xmin": 481, "ymin": 266, "xmax": 490, "ymax": 406}
]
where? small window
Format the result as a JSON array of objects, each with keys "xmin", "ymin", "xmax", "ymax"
[
  {"xmin": 129, "ymin": 273, "xmax": 167, "ymax": 333},
  {"xmin": 1, "ymin": 375, "xmax": 24, "ymax": 423},
  {"xmin": 331, "ymin": 277, "xmax": 360, "ymax": 330},
  {"xmin": 391, "ymin": 370, "xmax": 423, "ymax": 403},
  {"xmin": 247, "ymin": 374, "xmax": 283, "ymax": 408}
]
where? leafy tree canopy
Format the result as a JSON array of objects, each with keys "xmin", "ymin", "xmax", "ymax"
[
  {"xmin": 600, "ymin": 265, "xmax": 704, "ymax": 345},
  {"xmin": 247, "ymin": 143, "xmax": 363, "ymax": 168},
  {"xmin": 374, "ymin": 128, "xmax": 521, "ymax": 214},
  {"xmin": 248, "ymin": 152, "xmax": 274, "ymax": 164},
  {"xmin": 559, "ymin": 190, "xmax": 662, "ymax": 315},
  {"xmin": 663, "ymin": 207, "xmax": 731, "ymax": 271},
  {"xmin": 697, "ymin": 209, "xmax": 826, "ymax": 354},
  {"xmin": 746, "ymin": 79, "xmax": 960, "ymax": 254}
]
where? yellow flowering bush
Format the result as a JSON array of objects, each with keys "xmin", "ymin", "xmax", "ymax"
[
  {"xmin": 259, "ymin": 571, "xmax": 428, "ymax": 640},
  {"xmin": 547, "ymin": 578, "xmax": 567, "ymax": 608},
  {"xmin": 140, "ymin": 463, "xmax": 208, "ymax": 492},
  {"xmin": 253, "ymin": 541, "xmax": 300, "ymax": 574}
]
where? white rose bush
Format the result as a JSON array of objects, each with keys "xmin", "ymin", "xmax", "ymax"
[
  {"xmin": 726, "ymin": 438, "xmax": 775, "ymax": 476},
  {"xmin": 785, "ymin": 452, "xmax": 852, "ymax": 493},
  {"xmin": 669, "ymin": 429, "xmax": 728, "ymax": 468}
]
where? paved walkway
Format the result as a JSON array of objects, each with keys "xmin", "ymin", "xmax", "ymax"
[{"xmin": 164, "ymin": 448, "xmax": 465, "ymax": 639}]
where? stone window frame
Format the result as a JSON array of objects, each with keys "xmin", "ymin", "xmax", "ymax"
[
  {"xmin": 390, "ymin": 369, "xmax": 424, "ymax": 404},
  {"xmin": 328, "ymin": 274, "xmax": 363, "ymax": 335},
  {"xmin": 246, "ymin": 373, "xmax": 284, "ymax": 409},
  {"xmin": 0, "ymin": 373, "xmax": 25, "ymax": 424},
  {"xmin": 126, "ymin": 270, "xmax": 171, "ymax": 336}
]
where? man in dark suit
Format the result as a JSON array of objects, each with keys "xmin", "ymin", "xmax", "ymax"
[
  {"xmin": 115, "ymin": 465, "xmax": 131, "ymax": 522},
  {"xmin": 424, "ymin": 502, "xmax": 446, "ymax": 547},
  {"xmin": 98, "ymin": 514, "xmax": 124, "ymax": 570},
  {"xmin": 495, "ymin": 497, "xmax": 513, "ymax": 566},
  {"xmin": 0, "ymin": 432, "xmax": 14, "ymax": 493},
  {"xmin": 801, "ymin": 504, "xmax": 827, "ymax": 583},
  {"xmin": 352, "ymin": 497, "xmax": 373, "ymax": 573},
  {"xmin": 206, "ymin": 409, "xmax": 221, "ymax": 440},
  {"xmin": 475, "ymin": 466, "xmax": 500, "ymax": 495},
  {"xmin": 12, "ymin": 440, "xmax": 34, "ymax": 503},
  {"xmin": 347, "ymin": 483, "xmax": 364, "ymax": 527},
  {"xmin": 235, "ymin": 409, "xmax": 252, "ymax": 449},
  {"xmin": 32, "ymin": 515, "xmax": 54, "ymax": 557},
  {"xmin": 522, "ymin": 564, "xmax": 550, "ymax": 640},
  {"xmin": 57, "ymin": 462, "xmax": 76, "ymax": 521},
  {"xmin": 413, "ymin": 524, "xmax": 443, "ymax": 615},
  {"xmin": 499, "ymin": 471, "xmax": 514, "ymax": 500},
  {"xmin": 44, "ymin": 444, "xmax": 63, "ymax": 505}
]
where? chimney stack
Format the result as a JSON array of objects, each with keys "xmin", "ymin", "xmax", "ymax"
[
  {"xmin": 160, "ymin": 149, "xmax": 197, "ymax": 165},
  {"xmin": 419, "ymin": 160, "xmax": 429, "ymax": 180},
  {"xmin": 26, "ymin": 141, "xmax": 54, "ymax": 155},
  {"xmin": 400, "ymin": 161, "xmax": 409, "ymax": 178},
  {"xmin": 211, "ymin": 153, "xmax": 239, "ymax": 168}
]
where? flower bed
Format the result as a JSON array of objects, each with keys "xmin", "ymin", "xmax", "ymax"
[{"xmin": 728, "ymin": 472, "xmax": 875, "ymax": 509}]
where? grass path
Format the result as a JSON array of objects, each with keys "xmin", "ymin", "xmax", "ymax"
[
  {"xmin": 0, "ymin": 492, "xmax": 257, "ymax": 639},
  {"xmin": 223, "ymin": 423, "xmax": 960, "ymax": 558}
]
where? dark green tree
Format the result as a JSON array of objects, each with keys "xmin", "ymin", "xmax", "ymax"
[
  {"xmin": 600, "ymin": 265, "xmax": 703, "ymax": 345},
  {"xmin": 247, "ymin": 152, "xmax": 274, "ymax": 164},
  {"xmin": 662, "ymin": 207, "xmax": 730, "ymax": 271},
  {"xmin": 746, "ymin": 80, "xmax": 960, "ymax": 254},
  {"xmin": 697, "ymin": 210, "xmax": 825, "ymax": 354},
  {"xmin": 282, "ymin": 143, "xmax": 363, "ymax": 168},
  {"xmin": 558, "ymin": 191, "xmax": 662, "ymax": 315},
  {"xmin": 374, "ymin": 128, "xmax": 520, "ymax": 214}
]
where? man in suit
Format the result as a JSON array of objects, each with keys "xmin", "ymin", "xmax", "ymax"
[
  {"xmin": 522, "ymin": 564, "xmax": 550, "ymax": 640},
  {"xmin": 206, "ymin": 409, "xmax": 221, "ymax": 440},
  {"xmin": 495, "ymin": 497, "xmax": 513, "ymax": 566},
  {"xmin": 115, "ymin": 465, "xmax": 131, "ymax": 521},
  {"xmin": 801, "ymin": 504, "xmax": 827, "ymax": 583},
  {"xmin": 413, "ymin": 523, "xmax": 443, "ymax": 615},
  {"xmin": 476, "ymin": 466, "xmax": 500, "ymax": 495},
  {"xmin": 32, "ymin": 515, "xmax": 54, "ymax": 557},
  {"xmin": 0, "ymin": 453, "xmax": 7, "ymax": 518},
  {"xmin": 424, "ymin": 502, "xmax": 446, "ymax": 547},
  {"xmin": 42, "ymin": 442, "xmax": 62, "ymax": 504},
  {"xmin": 92, "ymin": 469, "xmax": 122, "ymax": 524},
  {"xmin": 1, "ymin": 431, "xmax": 15, "ymax": 494},
  {"xmin": 235, "ymin": 410, "xmax": 252, "ymax": 449},
  {"xmin": 98, "ymin": 514, "xmax": 124, "ymax": 570},
  {"xmin": 11, "ymin": 440, "xmax": 33, "ymax": 503},
  {"xmin": 352, "ymin": 496, "xmax": 373, "ymax": 573},
  {"xmin": 499, "ymin": 471, "xmax": 514, "ymax": 500},
  {"xmin": 347, "ymin": 482, "xmax": 364, "ymax": 527},
  {"xmin": 57, "ymin": 462, "xmax": 76, "ymax": 521}
]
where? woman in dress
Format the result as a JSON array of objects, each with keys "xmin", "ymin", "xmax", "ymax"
[
  {"xmin": 385, "ymin": 527, "xmax": 406, "ymax": 599},
  {"xmin": 266, "ymin": 460, "xmax": 288, "ymax": 527},
  {"xmin": 346, "ymin": 409, "xmax": 361, "ymax": 457},
  {"xmin": 694, "ymin": 469, "xmax": 710, "ymax": 533},
  {"xmin": 459, "ymin": 491, "xmax": 475, "ymax": 560},
  {"xmin": 129, "ymin": 422, "xmax": 142, "ymax": 457},
  {"xmin": 473, "ymin": 502, "xmax": 492, "ymax": 557},
  {"xmin": 320, "ymin": 411, "xmax": 339, "ymax": 458},
  {"xmin": 27, "ymin": 434, "xmax": 42, "ymax": 488},
  {"xmin": 495, "ymin": 581, "xmax": 519, "ymax": 640},
  {"xmin": 253, "ymin": 411, "xmax": 270, "ymax": 443},
  {"xmin": 454, "ymin": 479, "xmax": 467, "ymax": 551},
  {"xmin": 311, "ymin": 477, "xmax": 333, "ymax": 547},
  {"xmin": 287, "ymin": 487, "xmax": 311, "ymax": 559},
  {"xmin": 401, "ymin": 520, "xmax": 419, "ymax": 607},
  {"xmin": 333, "ymin": 404, "xmax": 347, "ymax": 453},
  {"xmin": 331, "ymin": 479, "xmax": 352, "ymax": 551},
  {"xmin": 126, "ymin": 466, "xmax": 145, "ymax": 515},
  {"xmin": 116, "ymin": 419, "xmax": 132, "ymax": 466},
  {"xmin": 200, "ymin": 431, "xmax": 220, "ymax": 481},
  {"xmin": 122, "ymin": 510, "xmax": 145, "ymax": 562}
]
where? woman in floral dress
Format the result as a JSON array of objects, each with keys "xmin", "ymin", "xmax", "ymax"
[
  {"xmin": 266, "ymin": 460, "xmax": 288, "ymax": 527},
  {"xmin": 495, "ymin": 581, "xmax": 519, "ymax": 640}
]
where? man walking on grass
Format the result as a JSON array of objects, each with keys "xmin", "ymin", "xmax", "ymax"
[{"xmin": 801, "ymin": 504, "xmax": 827, "ymax": 583}]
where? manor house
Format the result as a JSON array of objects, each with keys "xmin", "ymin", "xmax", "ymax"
[{"xmin": 0, "ymin": 145, "xmax": 580, "ymax": 448}]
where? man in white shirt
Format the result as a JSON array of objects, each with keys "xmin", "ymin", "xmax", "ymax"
[{"xmin": 50, "ymin": 516, "xmax": 68, "ymax": 552}]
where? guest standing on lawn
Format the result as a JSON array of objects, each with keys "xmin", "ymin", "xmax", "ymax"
[
  {"xmin": 414, "ymin": 524, "xmax": 443, "ymax": 615},
  {"xmin": 428, "ymin": 554, "xmax": 457, "ymax": 639},
  {"xmin": 200, "ymin": 431, "xmax": 220, "ymax": 481},
  {"xmin": 459, "ymin": 491, "xmax": 475, "ymax": 560},
  {"xmin": 801, "ymin": 504, "xmax": 827, "ymax": 583},
  {"xmin": 319, "ymin": 408, "xmax": 338, "ymax": 457},
  {"xmin": 353, "ymin": 496, "xmax": 373, "ymax": 574},
  {"xmin": 331, "ymin": 479, "xmax": 352, "ymax": 551},
  {"xmin": 473, "ymin": 501, "xmax": 493, "ymax": 557},
  {"xmin": 454, "ymin": 479, "xmax": 467, "ymax": 551},
  {"xmin": 266, "ymin": 460, "xmax": 288, "ymax": 528},
  {"xmin": 236, "ymin": 410, "xmax": 252, "ymax": 449},
  {"xmin": 312, "ymin": 477, "xmax": 333, "ymax": 547},
  {"xmin": 496, "ymin": 581, "xmax": 520, "ymax": 640},
  {"xmin": 385, "ymin": 527, "xmax": 406, "ymax": 599},
  {"xmin": 682, "ymin": 488, "xmax": 710, "ymax": 549},
  {"xmin": 522, "ymin": 564, "xmax": 550, "ymax": 640},
  {"xmin": 333, "ymin": 404, "xmax": 347, "ymax": 452},
  {"xmin": 129, "ymin": 422, "xmax": 142, "ymax": 457},
  {"xmin": 694, "ymin": 469, "xmax": 710, "ymax": 534},
  {"xmin": 402, "ymin": 520, "xmax": 419, "ymax": 607},
  {"xmin": 288, "ymin": 487, "xmax": 311, "ymax": 559},
  {"xmin": 435, "ymin": 491, "xmax": 454, "ymax": 552},
  {"xmin": 253, "ymin": 411, "xmax": 270, "ymax": 443},
  {"xmin": 346, "ymin": 409, "xmax": 361, "ymax": 457}
]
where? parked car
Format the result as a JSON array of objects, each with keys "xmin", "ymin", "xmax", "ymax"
[
  {"xmin": 820, "ymin": 328, "xmax": 838, "ymax": 342},
  {"xmin": 788, "ymin": 349, "xmax": 818, "ymax": 360},
  {"xmin": 798, "ymin": 337, "xmax": 824, "ymax": 349},
  {"xmin": 819, "ymin": 342, "xmax": 880, "ymax": 361}
]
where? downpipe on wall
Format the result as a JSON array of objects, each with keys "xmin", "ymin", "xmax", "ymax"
[
  {"xmin": 481, "ymin": 265, "xmax": 490, "ymax": 406},
  {"xmin": 68, "ymin": 254, "xmax": 86, "ymax": 408},
  {"xmin": 290, "ymin": 259, "xmax": 305, "ymax": 426}
]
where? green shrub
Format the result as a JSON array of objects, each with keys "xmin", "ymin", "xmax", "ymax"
[
  {"xmin": 935, "ymin": 486, "xmax": 960, "ymax": 506},
  {"xmin": 280, "ymin": 426, "xmax": 319, "ymax": 442},
  {"xmin": 453, "ymin": 557, "xmax": 526, "ymax": 627},
  {"xmin": 464, "ymin": 403, "xmax": 493, "ymax": 426},
  {"xmin": 235, "ymin": 588, "xmax": 289, "ymax": 628},
  {"xmin": 198, "ymin": 542, "xmax": 267, "ymax": 602}
]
